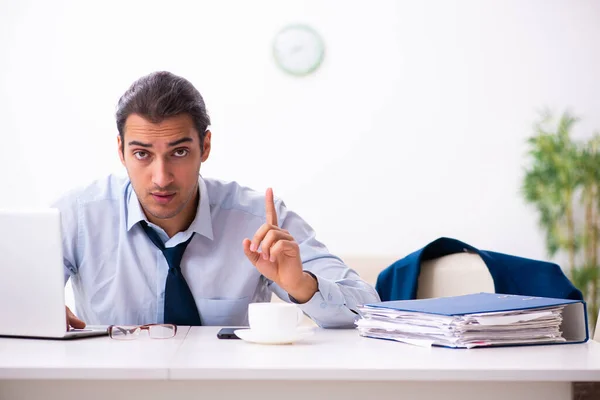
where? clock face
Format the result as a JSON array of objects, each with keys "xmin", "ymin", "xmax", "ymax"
[{"xmin": 272, "ymin": 24, "xmax": 325, "ymax": 76}]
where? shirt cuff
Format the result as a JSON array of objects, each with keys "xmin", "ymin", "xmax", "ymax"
[
  {"xmin": 288, "ymin": 271, "xmax": 319, "ymax": 304},
  {"xmin": 289, "ymin": 271, "xmax": 357, "ymax": 328}
]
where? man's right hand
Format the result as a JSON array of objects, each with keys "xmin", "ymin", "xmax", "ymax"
[{"xmin": 66, "ymin": 306, "xmax": 86, "ymax": 330}]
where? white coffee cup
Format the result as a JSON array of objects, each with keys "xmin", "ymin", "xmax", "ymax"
[{"xmin": 248, "ymin": 302, "xmax": 304, "ymax": 335}]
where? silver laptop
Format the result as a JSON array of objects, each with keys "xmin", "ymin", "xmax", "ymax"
[{"xmin": 0, "ymin": 208, "xmax": 107, "ymax": 339}]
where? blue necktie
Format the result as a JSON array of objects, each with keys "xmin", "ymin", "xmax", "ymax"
[{"xmin": 140, "ymin": 221, "xmax": 202, "ymax": 326}]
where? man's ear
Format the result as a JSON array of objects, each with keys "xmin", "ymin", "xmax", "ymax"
[
  {"xmin": 201, "ymin": 130, "xmax": 212, "ymax": 162},
  {"xmin": 117, "ymin": 135, "xmax": 125, "ymax": 166}
]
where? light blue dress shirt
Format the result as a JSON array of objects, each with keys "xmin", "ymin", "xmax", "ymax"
[{"xmin": 53, "ymin": 174, "xmax": 380, "ymax": 328}]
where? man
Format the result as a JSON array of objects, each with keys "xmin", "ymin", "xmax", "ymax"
[{"xmin": 57, "ymin": 71, "xmax": 379, "ymax": 330}]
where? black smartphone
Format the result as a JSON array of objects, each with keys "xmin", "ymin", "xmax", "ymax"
[{"xmin": 217, "ymin": 327, "xmax": 241, "ymax": 339}]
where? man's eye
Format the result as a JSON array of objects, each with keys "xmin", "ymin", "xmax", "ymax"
[
  {"xmin": 133, "ymin": 151, "xmax": 148, "ymax": 160},
  {"xmin": 173, "ymin": 149, "xmax": 189, "ymax": 157}
]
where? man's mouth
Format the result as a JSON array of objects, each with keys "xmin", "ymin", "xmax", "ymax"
[{"xmin": 151, "ymin": 192, "xmax": 176, "ymax": 204}]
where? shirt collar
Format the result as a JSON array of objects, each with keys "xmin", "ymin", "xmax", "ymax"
[{"xmin": 126, "ymin": 176, "xmax": 214, "ymax": 241}]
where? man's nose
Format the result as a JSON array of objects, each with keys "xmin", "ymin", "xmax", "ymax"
[{"xmin": 152, "ymin": 159, "xmax": 174, "ymax": 189}]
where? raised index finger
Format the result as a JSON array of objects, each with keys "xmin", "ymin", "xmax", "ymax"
[{"xmin": 265, "ymin": 187, "xmax": 278, "ymax": 226}]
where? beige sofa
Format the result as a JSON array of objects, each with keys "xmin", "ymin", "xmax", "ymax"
[{"xmin": 275, "ymin": 252, "xmax": 495, "ymax": 300}]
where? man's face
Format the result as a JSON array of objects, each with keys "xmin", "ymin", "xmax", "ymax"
[{"xmin": 118, "ymin": 113, "xmax": 211, "ymax": 222}]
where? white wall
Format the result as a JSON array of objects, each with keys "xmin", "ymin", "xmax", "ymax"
[{"xmin": 1, "ymin": 0, "xmax": 600, "ymax": 265}]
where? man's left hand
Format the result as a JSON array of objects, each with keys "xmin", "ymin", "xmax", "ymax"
[{"xmin": 243, "ymin": 188, "xmax": 317, "ymax": 303}]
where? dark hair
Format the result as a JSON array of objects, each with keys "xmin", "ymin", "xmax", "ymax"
[{"xmin": 116, "ymin": 71, "xmax": 210, "ymax": 152}]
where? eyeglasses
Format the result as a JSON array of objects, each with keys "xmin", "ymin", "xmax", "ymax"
[{"xmin": 108, "ymin": 324, "xmax": 177, "ymax": 340}]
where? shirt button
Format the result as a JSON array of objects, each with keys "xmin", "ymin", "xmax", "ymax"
[
  {"xmin": 328, "ymin": 293, "xmax": 333, "ymax": 301},
  {"xmin": 320, "ymin": 302, "xmax": 327, "ymax": 309}
]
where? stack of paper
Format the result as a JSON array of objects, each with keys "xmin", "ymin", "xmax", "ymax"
[{"xmin": 355, "ymin": 293, "xmax": 575, "ymax": 348}]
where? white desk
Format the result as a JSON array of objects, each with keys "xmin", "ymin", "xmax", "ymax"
[{"xmin": 1, "ymin": 327, "xmax": 599, "ymax": 400}]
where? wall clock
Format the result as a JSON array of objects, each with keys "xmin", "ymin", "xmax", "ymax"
[{"xmin": 272, "ymin": 24, "xmax": 325, "ymax": 76}]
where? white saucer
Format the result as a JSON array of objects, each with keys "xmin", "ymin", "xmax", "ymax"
[{"xmin": 234, "ymin": 327, "xmax": 314, "ymax": 345}]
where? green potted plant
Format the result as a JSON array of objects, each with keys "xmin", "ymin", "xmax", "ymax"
[{"xmin": 522, "ymin": 110, "xmax": 600, "ymax": 332}]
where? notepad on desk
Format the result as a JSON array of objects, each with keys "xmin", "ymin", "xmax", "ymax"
[{"xmin": 356, "ymin": 292, "xmax": 589, "ymax": 348}]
